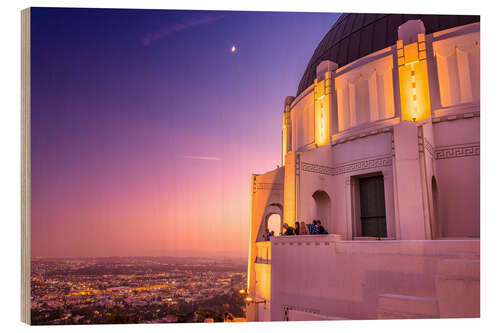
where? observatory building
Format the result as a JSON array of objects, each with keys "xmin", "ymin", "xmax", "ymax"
[{"xmin": 246, "ymin": 13, "xmax": 480, "ymax": 321}]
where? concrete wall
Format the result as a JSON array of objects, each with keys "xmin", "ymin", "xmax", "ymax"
[
  {"xmin": 291, "ymin": 89, "xmax": 315, "ymax": 151},
  {"xmin": 431, "ymin": 23, "xmax": 480, "ymax": 107},
  {"xmin": 433, "ymin": 117, "xmax": 480, "ymax": 238},
  {"xmin": 247, "ymin": 167, "xmax": 283, "ymax": 319},
  {"xmin": 335, "ymin": 49, "xmax": 395, "ymax": 132},
  {"xmin": 254, "ymin": 262, "xmax": 271, "ymax": 301},
  {"xmin": 297, "ymin": 133, "xmax": 393, "ymax": 237},
  {"xmin": 270, "ymin": 236, "xmax": 479, "ymax": 320}
]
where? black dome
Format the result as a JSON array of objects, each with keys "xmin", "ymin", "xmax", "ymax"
[{"xmin": 296, "ymin": 13, "xmax": 480, "ymax": 96}]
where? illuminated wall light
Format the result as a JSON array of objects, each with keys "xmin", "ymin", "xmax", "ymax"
[
  {"xmin": 397, "ymin": 34, "xmax": 431, "ymax": 122},
  {"xmin": 314, "ymin": 80, "xmax": 330, "ymax": 146},
  {"xmin": 410, "ymin": 63, "xmax": 418, "ymax": 121},
  {"xmin": 318, "ymin": 98, "xmax": 326, "ymax": 143},
  {"xmin": 282, "ymin": 113, "xmax": 287, "ymax": 166}
]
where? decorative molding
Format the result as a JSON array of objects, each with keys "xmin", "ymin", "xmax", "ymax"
[
  {"xmin": 295, "ymin": 153, "xmax": 301, "ymax": 176},
  {"xmin": 391, "ymin": 132, "xmax": 395, "ymax": 156},
  {"xmin": 295, "ymin": 153, "xmax": 301, "ymax": 220},
  {"xmin": 432, "ymin": 101, "xmax": 480, "ymax": 123},
  {"xmin": 331, "ymin": 119, "xmax": 397, "ymax": 147},
  {"xmin": 282, "ymin": 304, "xmax": 321, "ymax": 321},
  {"xmin": 255, "ymin": 183, "xmax": 283, "ymax": 191},
  {"xmin": 301, "ymin": 155, "xmax": 392, "ymax": 177},
  {"xmin": 275, "ymin": 240, "xmax": 334, "ymax": 246},
  {"xmin": 255, "ymin": 257, "xmax": 270, "ymax": 264},
  {"xmin": 297, "ymin": 142, "xmax": 316, "ymax": 151},
  {"xmin": 417, "ymin": 127, "xmax": 425, "ymax": 154},
  {"xmin": 417, "ymin": 128, "xmax": 436, "ymax": 159},
  {"xmin": 432, "ymin": 111, "xmax": 480, "ymax": 124},
  {"xmin": 435, "ymin": 142, "xmax": 480, "ymax": 160},
  {"xmin": 424, "ymin": 138, "xmax": 435, "ymax": 159},
  {"xmin": 290, "ymin": 84, "xmax": 314, "ymax": 109}
]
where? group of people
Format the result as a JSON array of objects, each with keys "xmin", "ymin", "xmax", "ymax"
[{"xmin": 263, "ymin": 220, "xmax": 328, "ymax": 240}]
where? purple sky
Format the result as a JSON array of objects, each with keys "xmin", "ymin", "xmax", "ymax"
[{"xmin": 30, "ymin": 7, "xmax": 341, "ymax": 258}]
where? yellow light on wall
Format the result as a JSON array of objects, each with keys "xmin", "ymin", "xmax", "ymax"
[
  {"xmin": 282, "ymin": 113, "xmax": 287, "ymax": 166},
  {"xmin": 397, "ymin": 35, "xmax": 431, "ymax": 122},
  {"xmin": 314, "ymin": 80, "xmax": 330, "ymax": 146}
]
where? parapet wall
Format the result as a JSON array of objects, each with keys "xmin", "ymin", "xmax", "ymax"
[{"xmin": 270, "ymin": 236, "xmax": 479, "ymax": 320}]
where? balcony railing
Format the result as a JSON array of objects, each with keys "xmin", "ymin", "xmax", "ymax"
[
  {"xmin": 271, "ymin": 234, "xmax": 345, "ymax": 246},
  {"xmin": 256, "ymin": 235, "xmax": 347, "ymax": 264}
]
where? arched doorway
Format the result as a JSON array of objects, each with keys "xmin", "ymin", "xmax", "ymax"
[
  {"xmin": 257, "ymin": 203, "xmax": 283, "ymax": 241},
  {"xmin": 312, "ymin": 190, "xmax": 331, "ymax": 232},
  {"xmin": 431, "ymin": 176, "xmax": 440, "ymax": 239},
  {"xmin": 266, "ymin": 213, "xmax": 281, "ymax": 236}
]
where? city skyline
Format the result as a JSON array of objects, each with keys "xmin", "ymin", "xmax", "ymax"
[
  {"xmin": 30, "ymin": 8, "xmax": 341, "ymax": 258},
  {"xmin": 31, "ymin": 256, "xmax": 247, "ymax": 324}
]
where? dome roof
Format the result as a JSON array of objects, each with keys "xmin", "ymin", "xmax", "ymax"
[{"xmin": 296, "ymin": 13, "xmax": 480, "ymax": 96}]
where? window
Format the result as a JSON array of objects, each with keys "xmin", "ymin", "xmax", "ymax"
[{"xmin": 359, "ymin": 175, "xmax": 387, "ymax": 238}]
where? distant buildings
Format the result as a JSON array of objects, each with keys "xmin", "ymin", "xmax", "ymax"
[{"xmin": 31, "ymin": 258, "xmax": 246, "ymax": 324}]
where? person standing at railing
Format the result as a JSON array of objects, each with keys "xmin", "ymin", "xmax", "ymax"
[
  {"xmin": 283, "ymin": 223, "xmax": 295, "ymax": 236},
  {"xmin": 316, "ymin": 220, "xmax": 328, "ymax": 235},
  {"xmin": 263, "ymin": 228, "xmax": 271, "ymax": 241},
  {"xmin": 307, "ymin": 220, "xmax": 318, "ymax": 235},
  {"xmin": 294, "ymin": 221, "xmax": 300, "ymax": 235},
  {"xmin": 299, "ymin": 222, "xmax": 310, "ymax": 235}
]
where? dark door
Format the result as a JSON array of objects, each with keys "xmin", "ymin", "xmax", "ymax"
[{"xmin": 359, "ymin": 175, "xmax": 387, "ymax": 238}]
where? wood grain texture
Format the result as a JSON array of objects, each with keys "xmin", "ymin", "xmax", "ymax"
[{"xmin": 21, "ymin": 7, "xmax": 31, "ymax": 325}]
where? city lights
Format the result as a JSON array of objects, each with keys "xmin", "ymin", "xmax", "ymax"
[{"xmin": 31, "ymin": 257, "xmax": 247, "ymax": 324}]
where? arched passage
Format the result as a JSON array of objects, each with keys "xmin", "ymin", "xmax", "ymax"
[
  {"xmin": 312, "ymin": 190, "xmax": 331, "ymax": 232},
  {"xmin": 266, "ymin": 213, "xmax": 281, "ymax": 236},
  {"xmin": 257, "ymin": 203, "xmax": 283, "ymax": 241},
  {"xmin": 431, "ymin": 176, "xmax": 440, "ymax": 239}
]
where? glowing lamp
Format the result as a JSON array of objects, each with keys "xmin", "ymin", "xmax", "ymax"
[
  {"xmin": 282, "ymin": 122, "xmax": 287, "ymax": 166},
  {"xmin": 397, "ymin": 35, "xmax": 431, "ymax": 122},
  {"xmin": 314, "ymin": 80, "xmax": 330, "ymax": 146},
  {"xmin": 244, "ymin": 296, "xmax": 267, "ymax": 305}
]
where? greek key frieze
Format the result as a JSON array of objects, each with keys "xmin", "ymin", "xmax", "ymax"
[
  {"xmin": 435, "ymin": 143, "xmax": 480, "ymax": 160},
  {"xmin": 301, "ymin": 155, "xmax": 392, "ymax": 177},
  {"xmin": 255, "ymin": 183, "xmax": 284, "ymax": 191}
]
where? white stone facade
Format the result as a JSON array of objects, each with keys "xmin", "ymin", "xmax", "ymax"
[{"xmin": 246, "ymin": 20, "xmax": 480, "ymax": 321}]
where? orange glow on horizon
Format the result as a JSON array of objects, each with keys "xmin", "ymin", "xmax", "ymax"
[{"xmin": 31, "ymin": 145, "xmax": 281, "ymax": 259}]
